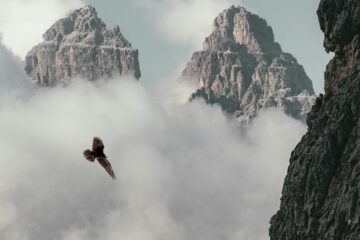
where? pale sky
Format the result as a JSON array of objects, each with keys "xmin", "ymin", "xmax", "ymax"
[
  {"xmin": 0, "ymin": 0, "xmax": 332, "ymax": 93},
  {"xmin": 0, "ymin": 2, "xmax": 329, "ymax": 239},
  {"xmin": 83, "ymin": 0, "xmax": 331, "ymax": 93}
]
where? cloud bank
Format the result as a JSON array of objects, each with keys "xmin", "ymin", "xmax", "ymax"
[
  {"xmin": 0, "ymin": 40, "xmax": 32, "ymax": 98},
  {"xmin": 135, "ymin": 0, "xmax": 238, "ymax": 48},
  {"xmin": 0, "ymin": 0, "xmax": 83, "ymax": 58},
  {"xmin": 0, "ymin": 40, "xmax": 305, "ymax": 240}
]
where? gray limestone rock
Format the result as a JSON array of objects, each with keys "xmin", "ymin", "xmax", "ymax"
[
  {"xmin": 270, "ymin": 0, "xmax": 360, "ymax": 239},
  {"xmin": 181, "ymin": 6, "xmax": 316, "ymax": 125},
  {"xmin": 25, "ymin": 5, "xmax": 141, "ymax": 87}
]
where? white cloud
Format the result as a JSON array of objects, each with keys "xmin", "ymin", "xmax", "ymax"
[
  {"xmin": 0, "ymin": 2, "xmax": 313, "ymax": 239},
  {"xmin": 0, "ymin": 0, "xmax": 84, "ymax": 58},
  {"xmin": 136, "ymin": 0, "xmax": 239, "ymax": 48},
  {"xmin": 0, "ymin": 39, "xmax": 32, "ymax": 98},
  {"xmin": 0, "ymin": 73, "xmax": 305, "ymax": 240}
]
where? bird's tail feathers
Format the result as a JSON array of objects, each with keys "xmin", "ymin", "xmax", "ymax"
[{"xmin": 83, "ymin": 149, "xmax": 95, "ymax": 162}]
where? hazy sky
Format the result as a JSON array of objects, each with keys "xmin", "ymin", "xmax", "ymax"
[
  {"xmin": 0, "ymin": 0, "xmax": 331, "ymax": 93},
  {"xmin": 0, "ymin": 63, "xmax": 306, "ymax": 240},
  {"xmin": 83, "ymin": 0, "xmax": 331, "ymax": 93},
  {"xmin": 0, "ymin": 1, "xmax": 318, "ymax": 239},
  {"xmin": 0, "ymin": 32, "xmax": 306, "ymax": 239}
]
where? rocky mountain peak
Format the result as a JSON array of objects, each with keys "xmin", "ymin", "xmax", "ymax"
[
  {"xmin": 66, "ymin": 5, "xmax": 102, "ymax": 32},
  {"xmin": 25, "ymin": 5, "xmax": 140, "ymax": 87},
  {"xmin": 43, "ymin": 5, "xmax": 104, "ymax": 42},
  {"xmin": 204, "ymin": 5, "xmax": 281, "ymax": 56},
  {"xmin": 182, "ymin": 5, "xmax": 315, "ymax": 125}
]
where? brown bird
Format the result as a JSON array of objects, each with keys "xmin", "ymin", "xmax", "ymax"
[{"xmin": 83, "ymin": 137, "xmax": 116, "ymax": 179}]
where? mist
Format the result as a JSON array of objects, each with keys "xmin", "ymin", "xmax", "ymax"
[
  {"xmin": 0, "ymin": 44, "xmax": 306, "ymax": 240},
  {"xmin": 135, "ymin": 0, "xmax": 238, "ymax": 48},
  {"xmin": 0, "ymin": 0, "xmax": 83, "ymax": 58},
  {"xmin": 0, "ymin": 41, "xmax": 32, "ymax": 98}
]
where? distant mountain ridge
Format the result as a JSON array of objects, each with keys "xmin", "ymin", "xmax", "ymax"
[
  {"xmin": 181, "ymin": 6, "xmax": 316, "ymax": 124},
  {"xmin": 25, "ymin": 5, "xmax": 141, "ymax": 87}
]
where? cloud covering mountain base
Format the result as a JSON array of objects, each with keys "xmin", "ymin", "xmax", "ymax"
[{"xmin": 0, "ymin": 41, "xmax": 306, "ymax": 240}]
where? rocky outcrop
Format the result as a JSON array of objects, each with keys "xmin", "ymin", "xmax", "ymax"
[
  {"xmin": 270, "ymin": 0, "xmax": 360, "ymax": 239},
  {"xmin": 181, "ymin": 6, "xmax": 316, "ymax": 125},
  {"xmin": 25, "ymin": 5, "xmax": 141, "ymax": 87}
]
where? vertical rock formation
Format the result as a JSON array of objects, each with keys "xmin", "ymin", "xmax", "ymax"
[
  {"xmin": 181, "ymin": 6, "xmax": 316, "ymax": 125},
  {"xmin": 270, "ymin": 0, "xmax": 360, "ymax": 239},
  {"xmin": 25, "ymin": 5, "xmax": 141, "ymax": 87}
]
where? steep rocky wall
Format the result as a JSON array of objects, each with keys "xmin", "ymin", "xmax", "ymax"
[
  {"xmin": 181, "ymin": 6, "xmax": 316, "ymax": 125},
  {"xmin": 270, "ymin": 1, "xmax": 360, "ymax": 239},
  {"xmin": 25, "ymin": 5, "xmax": 141, "ymax": 87}
]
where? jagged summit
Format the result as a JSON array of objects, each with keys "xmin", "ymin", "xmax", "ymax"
[
  {"xmin": 25, "ymin": 5, "xmax": 141, "ymax": 87},
  {"xmin": 182, "ymin": 5, "xmax": 316, "ymax": 125},
  {"xmin": 43, "ymin": 5, "xmax": 131, "ymax": 48},
  {"xmin": 204, "ymin": 5, "xmax": 282, "ymax": 56}
]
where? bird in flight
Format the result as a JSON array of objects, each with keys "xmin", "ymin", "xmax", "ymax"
[{"xmin": 83, "ymin": 137, "xmax": 116, "ymax": 179}]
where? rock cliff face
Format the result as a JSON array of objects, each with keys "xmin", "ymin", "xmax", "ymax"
[
  {"xmin": 181, "ymin": 6, "xmax": 316, "ymax": 124},
  {"xmin": 25, "ymin": 5, "xmax": 141, "ymax": 87},
  {"xmin": 270, "ymin": 1, "xmax": 360, "ymax": 239}
]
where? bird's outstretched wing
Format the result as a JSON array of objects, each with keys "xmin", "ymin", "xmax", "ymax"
[
  {"xmin": 97, "ymin": 157, "xmax": 116, "ymax": 179},
  {"xmin": 92, "ymin": 137, "xmax": 104, "ymax": 152},
  {"xmin": 83, "ymin": 149, "xmax": 95, "ymax": 162}
]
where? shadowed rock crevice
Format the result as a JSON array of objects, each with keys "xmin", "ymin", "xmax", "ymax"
[
  {"xmin": 25, "ymin": 5, "xmax": 141, "ymax": 87},
  {"xmin": 270, "ymin": 0, "xmax": 360, "ymax": 239},
  {"xmin": 182, "ymin": 6, "xmax": 316, "ymax": 125}
]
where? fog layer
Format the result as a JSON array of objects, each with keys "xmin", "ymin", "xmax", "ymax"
[{"xmin": 0, "ymin": 43, "xmax": 305, "ymax": 240}]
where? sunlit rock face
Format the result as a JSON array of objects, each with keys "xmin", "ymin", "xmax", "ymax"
[
  {"xmin": 181, "ymin": 6, "xmax": 315, "ymax": 125},
  {"xmin": 270, "ymin": 0, "xmax": 360, "ymax": 239},
  {"xmin": 25, "ymin": 5, "xmax": 141, "ymax": 87}
]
